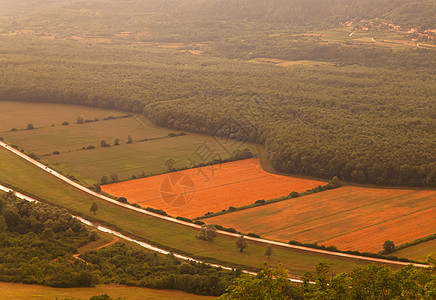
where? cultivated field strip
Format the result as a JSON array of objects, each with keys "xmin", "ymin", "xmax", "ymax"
[
  {"xmin": 102, "ymin": 158, "xmax": 326, "ymax": 218},
  {"xmin": 207, "ymin": 186, "xmax": 436, "ymax": 252}
]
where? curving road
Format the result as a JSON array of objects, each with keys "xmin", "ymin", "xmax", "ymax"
[{"xmin": 0, "ymin": 141, "xmax": 428, "ymax": 268}]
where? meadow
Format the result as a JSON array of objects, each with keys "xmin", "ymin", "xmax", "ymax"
[
  {"xmin": 206, "ymin": 186, "xmax": 436, "ymax": 253},
  {"xmin": 101, "ymin": 158, "xmax": 325, "ymax": 218},
  {"xmin": 0, "ymin": 282, "xmax": 213, "ymax": 300},
  {"xmin": 0, "ymin": 146, "xmax": 378, "ymax": 276},
  {"xmin": 0, "ymin": 101, "xmax": 256, "ymax": 186},
  {"xmin": 394, "ymin": 239, "xmax": 436, "ymax": 262}
]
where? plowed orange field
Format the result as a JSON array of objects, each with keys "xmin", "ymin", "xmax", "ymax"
[
  {"xmin": 101, "ymin": 158, "xmax": 325, "ymax": 218},
  {"xmin": 206, "ymin": 186, "xmax": 436, "ymax": 252}
]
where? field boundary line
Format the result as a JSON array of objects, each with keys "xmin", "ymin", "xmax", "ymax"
[{"xmin": 0, "ymin": 141, "xmax": 428, "ymax": 268}]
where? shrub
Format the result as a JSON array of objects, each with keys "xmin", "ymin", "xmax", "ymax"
[
  {"xmin": 117, "ymin": 197, "xmax": 128, "ymax": 203},
  {"xmin": 176, "ymin": 216, "xmax": 193, "ymax": 223},
  {"xmin": 289, "ymin": 191, "xmax": 299, "ymax": 198},
  {"xmin": 145, "ymin": 207, "xmax": 168, "ymax": 216}
]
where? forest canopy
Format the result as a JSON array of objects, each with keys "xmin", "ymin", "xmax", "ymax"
[
  {"xmin": 0, "ymin": 35, "xmax": 434, "ymax": 187},
  {"xmin": 0, "ymin": 0, "xmax": 435, "ymax": 187}
]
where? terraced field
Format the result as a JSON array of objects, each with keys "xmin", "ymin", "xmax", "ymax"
[
  {"xmin": 101, "ymin": 158, "xmax": 326, "ymax": 218},
  {"xmin": 205, "ymin": 186, "xmax": 436, "ymax": 252}
]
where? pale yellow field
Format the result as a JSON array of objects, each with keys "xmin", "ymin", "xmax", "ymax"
[{"xmin": 0, "ymin": 282, "xmax": 214, "ymax": 300}]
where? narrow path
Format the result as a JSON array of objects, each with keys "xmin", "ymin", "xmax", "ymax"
[
  {"xmin": 72, "ymin": 253, "xmax": 88, "ymax": 264},
  {"xmin": 0, "ymin": 141, "xmax": 429, "ymax": 268},
  {"xmin": 72, "ymin": 233, "xmax": 120, "ymax": 263},
  {"xmin": 96, "ymin": 235, "xmax": 120, "ymax": 250}
]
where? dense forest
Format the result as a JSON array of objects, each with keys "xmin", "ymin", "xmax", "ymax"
[
  {"xmin": 219, "ymin": 262, "xmax": 436, "ymax": 299},
  {"xmin": 0, "ymin": 35, "xmax": 434, "ymax": 187},
  {"xmin": 0, "ymin": 191, "xmax": 95, "ymax": 287}
]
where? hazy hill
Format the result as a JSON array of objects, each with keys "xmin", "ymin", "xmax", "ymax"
[
  {"xmin": 3, "ymin": 0, "xmax": 434, "ymax": 33},
  {"xmin": 0, "ymin": 0, "xmax": 74, "ymax": 17}
]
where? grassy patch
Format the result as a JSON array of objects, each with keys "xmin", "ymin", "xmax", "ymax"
[{"xmin": 394, "ymin": 238, "xmax": 436, "ymax": 262}]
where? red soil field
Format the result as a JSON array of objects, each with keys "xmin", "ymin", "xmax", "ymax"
[
  {"xmin": 206, "ymin": 186, "xmax": 436, "ymax": 252},
  {"xmin": 101, "ymin": 158, "xmax": 325, "ymax": 219}
]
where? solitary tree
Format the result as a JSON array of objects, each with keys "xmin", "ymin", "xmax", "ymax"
[
  {"xmin": 27, "ymin": 123, "xmax": 34, "ymax": 130},
  {"xmin": 77, "ymin": 115, "xmax": 84, "ymax": 124},
  {"xmin": 114, "ymin": 138, "xmax": 120, "ymax": 146},
  {"xmin": 264, "ymin": 244, "xmax": 273, "ymax": 259},
  {"xmin": 110, "ymin": 173, "xmax": 119, "ymax": 183},
  {"xmin": 90, "ymin": 202, "xmax": 99, "ymax": 215},
  {"xmin": 127, "ymin": 135, "xmax": 133, "ymax": 144},
  {"xmin": 93, "ymin": 184, "xmax": 101, "ymax": 193},
  {"xmin": 165, "ymin": 158, "xmax": 176, "ymax": 172},
  {"xmin": 100, "ymin": 175, "xmax": 109, "ymax": 185},
  {"xmin": 196, "ymin": 224, "xmax": 217, "ymax": 241},
  {"xmin": 331, "ymin": 176, "xmax": 340, "ymax": 186},
  {"xmin": 236, "ymin": 235, "xmax": 248, "ymax": 252},
  {"xmin": 100, "ymin": 140, "xmax": 110, "ymax": 147},
  {"xmin": 383, "ymin": 240, "xmax": 395, "ymax": 253}
]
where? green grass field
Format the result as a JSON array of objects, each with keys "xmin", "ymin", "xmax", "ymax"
[
  {"xmin": 394, "ymin": 239, "xmax": 436, "ymax": 262},
  {"xmin": 0, "ymin": 146, "xmax": 385, "ymax": 276},
  {"xmin": 0, "ymin": 101, "xmax": 256, "ymax": 186},
  {"xmin": 0, "ymin": 282, "xmax": 214, "ymax": 300}
]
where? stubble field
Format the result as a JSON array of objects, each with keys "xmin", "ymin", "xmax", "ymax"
[
  {"xmin": 101, "ymin": 158, "xmax": 326, "ymax": 219},
  {"xmin": 205, "ymin": 186, "xmax": 436, "ymax": 253}
]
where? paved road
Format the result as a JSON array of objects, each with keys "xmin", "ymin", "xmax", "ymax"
[{"xmin": 0, "ymin": 141, "xmax": 428, "ymax": 268}]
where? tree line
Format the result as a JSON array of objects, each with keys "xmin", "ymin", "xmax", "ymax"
[{"xmin": 219, "ymin": 261, "xmax": 436, "ymax": 299}]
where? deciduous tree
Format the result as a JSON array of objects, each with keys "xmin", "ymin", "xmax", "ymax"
[
  {"xmin": 236, "ymin": 235, "xmax": 248, "ymax": 252},
  {"xmin": 90, "ymin": 202, "xmax": 99, "ymax": 215}
]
